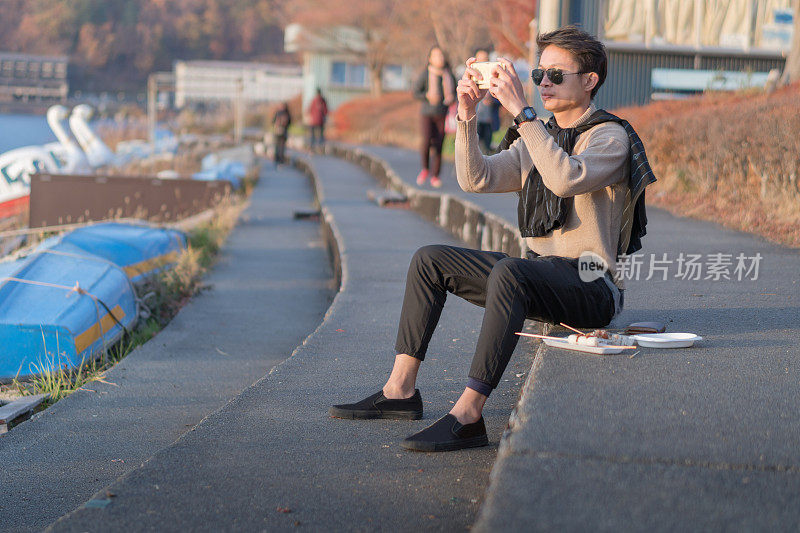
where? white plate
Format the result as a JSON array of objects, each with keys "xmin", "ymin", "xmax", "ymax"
[
  {"xmin": 543, "ymin": 338, "xmax": 623, "ymax": 355},
  {"xmin": 633, "ymin": 333, "xmax": 702, "ymax": 348}
]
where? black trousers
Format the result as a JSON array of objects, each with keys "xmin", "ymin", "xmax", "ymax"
[
  {"xmin": 394, "ymin": 245, "xmax": 616, "ymax": 390},
  {"xmin": 273, "ymin": 133, "xmax": 287, "ymax": 164},
  {"xmin": 419, "ymin": 114, "xmax": 446, "ymax": 177},
  {"xmin": 477, "ymin": 121, "xmax": 494, "ymax": 153},
  {"xmin": 309, "ymin": 125, "xmax": 325, "ymax": 147}
]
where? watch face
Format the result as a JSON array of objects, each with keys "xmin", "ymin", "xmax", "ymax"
[{"xmin": 524, "ymin": 108, "xmax": 535, "ymax": 120}]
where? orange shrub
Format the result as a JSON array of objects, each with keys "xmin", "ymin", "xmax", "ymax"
[
  {"xmin": 332, "ymin": 86, "xmax": 800, "ymax": 248},
  {"xmin": 614, "ymin": 83, "xmax": 800, "ymax": 248},
  {"xmin": 330, "ymin": 92, "xmax": 422, "ymax": 149}
]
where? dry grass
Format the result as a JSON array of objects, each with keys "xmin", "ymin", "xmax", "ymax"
[
  {"xmin": 105, "ymin": 149, "xmax": 205, "ymax": 177},
  {"xmin": 330, "ymin": 91, "xmax": 423, "ymax": 149},
  {"xmin": 330, "ymin": 90, "xmax": 514, "ymax": 154},
  {"xmin": 614, "ymin": 83, "xmax": 800, "ymax": 248},
  {"xmin": 332, "ymin": 84, "xmax": 800, "ymax": 248}
]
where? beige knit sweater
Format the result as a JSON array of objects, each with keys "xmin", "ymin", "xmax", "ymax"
[{"xmin": 455, "ymin": 103, "xmax": 630, "ymax": 289}]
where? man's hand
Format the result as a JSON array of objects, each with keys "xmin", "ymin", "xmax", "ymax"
[
  {"xmin": 457, "ymin": 57, "xmax": 488, "ymax": 121},
  {"xmin": 489, "ymin": 58, "xmax": 529, "ymax": 118}
]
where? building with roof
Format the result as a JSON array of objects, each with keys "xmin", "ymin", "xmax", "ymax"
[
  {"xmin": 283, "ymin": 23, "xmax": 411, "ymax": 112},
  {"xmin": 0, "ymin": 52, "xmax": 68, "ymax": 103},
  {"xmin": 173, "ymin": 60, "xmax": 303, "ymax": 108},
  {"xmin": 535, "ymin": 0, "xmax": 792, "ymax": 111}
]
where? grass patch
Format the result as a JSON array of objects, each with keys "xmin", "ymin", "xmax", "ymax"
[{"xmin": 3, "ymin": 196, "xmax": 248, "ymax": 408}]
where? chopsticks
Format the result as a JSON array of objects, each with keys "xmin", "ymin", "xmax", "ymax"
[
  {"xmin": 559, "ymin": 322, "xmax": 584, "ymax": 334},
  {"xmin": 515, "ymin": 331, "xmax": 637, "ymax": 350},
  {"xmin": 516, "ymin": 332, "xmax": 568, "ymax": 341}
]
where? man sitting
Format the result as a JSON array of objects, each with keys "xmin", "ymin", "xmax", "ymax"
[{"xmin": 330, "ymin": 26, "xmax": 653, "ymax": 452}]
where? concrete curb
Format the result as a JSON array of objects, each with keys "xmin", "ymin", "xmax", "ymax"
[
  {"xmin": 291, "ymin": 156, "xmax": 343, "ymax": 291},
  {"xmin": 472, "ymin": 330, "xmax": 551, "ymax": 532},
  {"xmin": 319, "ymin": 144, "xmax": 528, "ymax": 258},
  {"xmin": 47, "ymin": 152, "xmax": 535, "ymax": 531},
  {"xmin": 314, "ymin": 144, "xmax": 552, "ymax": 530}
]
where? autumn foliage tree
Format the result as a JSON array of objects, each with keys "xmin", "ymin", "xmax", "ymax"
[
  {"xmin": 0, "ymin": 0, "xmax": 539, "ymax": 93},
  {"xmin": 287, "ymin": 0, "xmax": 537, "ymax": 95},
  {"xmin": 0, "ymin": 0, "xmax": 287, "ymax": 91},
  {"xmin": 423, "ymin": 0, "xmax": 538, "ymax": 68},
  {"xmin": 489, "ymin": 0, "xmax": 539, "ymax": 58},
  {"xmin": 285, "ymin": 0, "xmax": 433, "ymax": 96}
]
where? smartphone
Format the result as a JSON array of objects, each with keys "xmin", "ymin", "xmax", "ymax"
[{"xmin": 471, "ymin": 61, "xmax": 505, "ymax": 89}]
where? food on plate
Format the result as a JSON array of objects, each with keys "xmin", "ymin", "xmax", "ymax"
[
  {"xmin": 567, "ymin": 333, "xmax": 599, "ymax": 346},
  {"xmin": 565, "ymin": 329, "xmax": 635, "ymax": 347}
]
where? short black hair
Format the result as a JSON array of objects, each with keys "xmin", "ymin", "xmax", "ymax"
[{"xmin": 536, "ymin": 25, "xmax": 607, "ymax": 99}]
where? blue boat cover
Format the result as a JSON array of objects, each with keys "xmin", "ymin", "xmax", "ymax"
[
  {"xmin": 38, "ymin": 222, "xmax": 186, "ymax": 283},
  {"xmin": 193, "ymin": 154, "xmax": 244, "ymax": 189},
  {"xmin": 0, "ymin": 251, "xmax": 138, "ymax": 380}
]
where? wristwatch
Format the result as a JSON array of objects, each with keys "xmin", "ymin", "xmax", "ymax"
[{"xmin": 513, "ymin": 106, "xmax": 537, "ymax": 126}]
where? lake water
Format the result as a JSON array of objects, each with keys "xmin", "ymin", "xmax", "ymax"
[{"xmin": 0, "ymin": 113, "xmax": 58, "ymax": 153}]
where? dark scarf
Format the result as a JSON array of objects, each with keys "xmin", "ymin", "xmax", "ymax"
[{"xmin": 497, "ymin": 109, "xmax": 656, "ymax": 257}]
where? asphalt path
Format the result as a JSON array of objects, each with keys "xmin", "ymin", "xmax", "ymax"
[
  {"xmin": 47, "ymin": 156, "xmax": 537, "ymax": 532},
  {"xmin": 1, "ymin": 164, "xmax": 333, "ymax": 532},
  {"xmin": 347, "ymin": 144, "xmax": 800, "ymax": 530},
  {"xmin": 477, "ymin": 205, "xmax": 800, "ymax": 531}
]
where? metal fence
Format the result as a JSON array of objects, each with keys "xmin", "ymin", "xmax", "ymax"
[{"xmin": 595, "ymin": 46, "xmax": 786, "ymax": 110}]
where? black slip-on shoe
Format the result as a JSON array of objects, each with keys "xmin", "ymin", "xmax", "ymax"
[
  {"xmin": 400, "ymin": 414, "xmax": 489, "ymax": 452},
  {"xmin": 329, "ymin": 389, "xmax": 423, "ymax": 420}
]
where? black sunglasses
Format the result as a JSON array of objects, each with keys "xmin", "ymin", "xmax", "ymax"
[{"xmin": 531, "ymin": 68, "xmax": 587, "ymax": 85}]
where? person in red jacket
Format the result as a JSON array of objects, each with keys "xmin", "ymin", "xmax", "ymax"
[{"xmin": 306, "ymin": 88, "xmax": 329, "ymax": 149}]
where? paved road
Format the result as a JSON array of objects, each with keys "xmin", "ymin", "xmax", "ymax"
[
  {"xmin": 359, "ymin": 144, "xmax": 518, "ymax": 225},
  {"xmin": 15, "ymin": 140, "xmax": 800, "ymax": 531},
  {"xmin": 47, "ymin": 156, "xmax": 537, "ymax": 531},
  {"xmin": 353, "ymin": 144, "xmax": 800, "ymax": 530},
  {"xmin": 476, "ymin": 207, "xmax": 800, "ymax": 531},
  {"xmin": 1, "ymin": 164, "xmax": 333, "ymax": 532}
]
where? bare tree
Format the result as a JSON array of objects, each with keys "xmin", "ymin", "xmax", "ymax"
[
  {"xmin": 426, "ymin": 0, "xmax": 492, "ymax": 69},
  {"xmin": 416, "ymin": 0, "xmax": 538, "ymax": 69},
  {"xmin": 488, "ymin": 0, "xmax": 539, "ymax": 58},
  {"xmin": 287, "ymin": 0, "xmax": 428, "ymax": 96},
  {"xmin": 285, "ymin": 0, "xmax": 539, "ymax": 93}
]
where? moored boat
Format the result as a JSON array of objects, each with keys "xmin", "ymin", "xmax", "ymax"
[
  {"xmin": 37, "ymin": 221, "xmax": 187, "ymax": 283},
  {"xmin": 0, "ymin": 250, "xmax": 138, "ymax": 380}
]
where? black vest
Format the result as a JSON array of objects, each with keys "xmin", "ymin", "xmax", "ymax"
[{"xmin": 497, "ymin": 109, "xmax": 656, "ymax": 257}]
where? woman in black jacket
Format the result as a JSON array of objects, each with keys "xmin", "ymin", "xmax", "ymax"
[
  {"xmin": 413, "ymin": 45, "xmax": 456, "ymax": 188},
  {"xmin": 272, "ymin": 102, "xmax": 291, "ymax": 165}
]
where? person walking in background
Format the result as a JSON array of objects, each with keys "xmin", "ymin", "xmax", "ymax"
[
  {"xmin": 474, "ymin": 48, "xmax": 501, "ymax": 154},
  {"xmin": 272, "ymin": 102, "xmax": 291, "ymax": 165},
  {"xmin": 307, "ymin": 88, "xmax": 328, "ymax": 149},
  {"xmin": 413, "ymin": 45, "xmax": 456, "ymax": 188}
]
